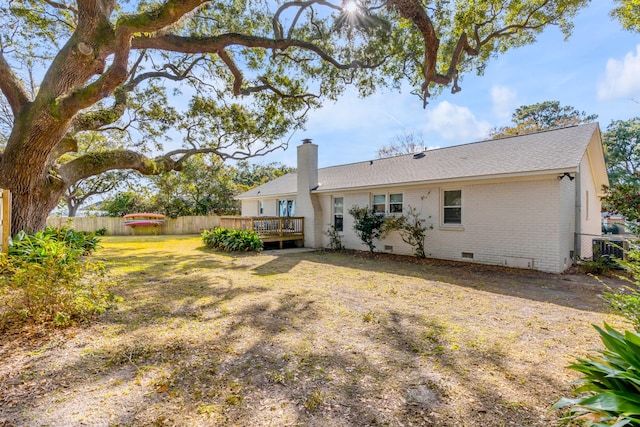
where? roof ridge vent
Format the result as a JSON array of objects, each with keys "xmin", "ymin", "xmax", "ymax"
[{"xmin": 412, "ymin": 152, "xmax": 426, "ymax": 159}]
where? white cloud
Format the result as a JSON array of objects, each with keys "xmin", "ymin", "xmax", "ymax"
[
  {"xmin": 423, "ymin": 101, "xmax": 491, "ymax": 141},
  {"xmin": 598, "ymin": 44, "xmax": 640, "ymax": 101},
  {"xmin": 491, "ymin": 85, "xmax": 517, "ymax": 119}
]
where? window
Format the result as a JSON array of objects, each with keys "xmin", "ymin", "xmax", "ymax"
[
  {"xmin": 372, "ymin": 194, "xmax": 386, "ymax": 214},
  {"xmin": 389, "ymin": 193, "xmax": 403, "ymax": 213},
  {"xmin": 278, "ymin": 200, "xmax": 295, "ymax": 217},
  {"xmin": 259, "ymin": 201, "xmax": 264, "ymax": 215},
  {"xmin": 443, "ymin": 190, "xmax": 462, "ymax": 224},
  {"xmin": 333, "ymin": 197, "xmax": 344, "ymax": 231}
]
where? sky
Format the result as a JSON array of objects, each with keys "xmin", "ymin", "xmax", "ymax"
[{"xmin": 249, "ymin": 1, "xmax": 640, "ymax": 169}]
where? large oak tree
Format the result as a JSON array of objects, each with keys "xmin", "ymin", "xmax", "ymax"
[{"xmin": 0, "ymin": 0, "xmax": 588, "ymax": 234}]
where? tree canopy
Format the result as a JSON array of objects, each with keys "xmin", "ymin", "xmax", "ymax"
[
  {"xmin": 601, "ymin": 117, "xmax": 640, "ymax": 231},
  {"xmin": 101, "ymin": 157, "xmax": 293, "ymax": 217},
  {"xmin": 376, "ymin": 130, "xmax": 426, "ymax": 158},
  {"xmin": 0, "ymin": 0, "xmax": 590, "ymax": 233},
  {"xmin": 611, "ymin": 0, "xmax": 640, "ymax": 32},
  {"xmin": 490, "ymin": 100, "xmax": 597, "ymax": 138},
  {"xmin": 603, "ymin": 117, "xmax": 640, "ymax": 186}
]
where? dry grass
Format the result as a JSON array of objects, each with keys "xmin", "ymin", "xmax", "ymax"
[{"xmin": 0, "ymin": 235, "xmax": 628, "ymax": 426}]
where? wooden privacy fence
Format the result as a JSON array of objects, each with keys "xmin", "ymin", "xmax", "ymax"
[
  {"xmin": 47, "ymin": 215, "xmax": 221, "ymax": 236},
  {"xmin": 0, "ymin": 189, "xmax": 11, "ymax": 253}
]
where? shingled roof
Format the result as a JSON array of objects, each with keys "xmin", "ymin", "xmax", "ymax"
[{"xmin": 237, "ymin": 123, "xmax": 600, "ymax": 199}]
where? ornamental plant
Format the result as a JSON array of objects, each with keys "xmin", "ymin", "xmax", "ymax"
[
  {"xmin": 202, "ymin": 228, "xmax": 263, "ymax": 252},
  {"xmin": 383, "ymin": 206, "xmax": 432, "ymax": 258},
  {"xmin": 348, "ymin": 206, "xmax": 386, "ymax": 253},
  {"xmin": 1, "ymin": 228, "xmax": 117, "ymax": 327},
  {"xmin": 553, "ymin": 324, "xmax": 640, "ymax": 426},
  {"xmin": 603, "ymin": 246, "xmax": 640, "ymax": 332}
]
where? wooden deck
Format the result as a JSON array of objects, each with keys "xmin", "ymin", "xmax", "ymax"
[{"xmin": 219, "ymin": 216, "xmax": 304, "ymax": 248}]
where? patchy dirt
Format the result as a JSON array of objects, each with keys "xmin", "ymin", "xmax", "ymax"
[{"xmin": 0, "ymin": 236, "xmax": 629, "ymax": 426}]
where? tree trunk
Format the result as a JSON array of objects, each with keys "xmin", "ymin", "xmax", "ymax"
[
  {"xmin": 67, "ymin": 200, "xmax": 79, "ymax": 217},
  {"xmin": 9, "ymin": 183, "xmax": 64, "ymax": 235}
]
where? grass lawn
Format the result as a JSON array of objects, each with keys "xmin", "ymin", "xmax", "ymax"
[{"xmin": 0, "ymin": 235, "xmax": 628, "ymax": 426}]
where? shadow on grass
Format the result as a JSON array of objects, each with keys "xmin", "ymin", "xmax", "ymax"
[
  {"xmin": 255, "ymin": 249, "xmax": 611, "ymax": 313},
  {"xmin": 0, "ymin": 238, "xmax": 603, "ymax": 426},
  {"xmin": 4, "ymin": 289, "xmax": 567, "ymax": 426}
]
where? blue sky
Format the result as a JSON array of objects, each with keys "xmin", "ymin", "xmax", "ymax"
[{"xmin": 252, "ymin": 1, "xmax": 640, "ymax": 169}]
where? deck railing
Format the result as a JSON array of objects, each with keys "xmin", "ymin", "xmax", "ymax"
[{"xmin": 219, "ymin": 216, "xmax": 304, "ymax": 239}]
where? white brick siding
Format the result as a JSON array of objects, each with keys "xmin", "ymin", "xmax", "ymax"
[{"xmin": 314, "ymin": 176, "xmax": 573, "ymax": 273}]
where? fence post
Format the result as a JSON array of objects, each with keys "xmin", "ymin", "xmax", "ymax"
[{"xmin": 1, "ymin": 189, "xmax": 11, "ymax": 253}]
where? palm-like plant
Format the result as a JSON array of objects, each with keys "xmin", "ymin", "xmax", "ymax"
[{"xmin": 553, "ymin": 324, "xmax": 640, "ymax": 426}]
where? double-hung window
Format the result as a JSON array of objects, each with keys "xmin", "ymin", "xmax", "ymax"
[
  {"xmin": 333, "ymin": 197, "xmax": 344, "ymax": 231},
  {"xmin": 373, "ymin": 193, "xmax": 403, "ymax": 214},
  {"xmin": 389, "ymin": 194, "xmax": 403, "ymax": 213},
  {"xmin": 372, "ymin": 194, "xmax": 386, "ymax": 214},
  {"xmin": 443, "ymin": 190, "xmax": 462, "ymax": 224}
]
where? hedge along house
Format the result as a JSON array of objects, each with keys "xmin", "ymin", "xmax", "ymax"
[{"xmin": 236, "ymin": 123, "xmax": 609, "ymax": 273}]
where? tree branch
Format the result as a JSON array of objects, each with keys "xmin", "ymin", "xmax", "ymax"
[
  {"xmin": 43, "ymin": 0, "xmax": 78, "ymax": 18},
  {"xmin": 52, "ymin": 1, "xmax": 206, "ymax": 122},
  {"xmin": 51, "ymin": 136, "xmax": 79, "ymax": 160},
  {"xmin": 132, "ymin": 33, "xmax": 383, "ymax": 70},
  {"xmin": 0, "ymin": 51, "xmax": 31, "ymax": 116},
  {"xmin": 57, "ymin": 141, "xmax": 288, "ymax": 185},
  {"xmin": 272, "ymin": 0, "xmax": 341, "ymax": 39},
  {"xmin": 71, "ymin": 87, "xmax": 128, "ymax": 132},
  {"xmin": 116, "ymin": 0, "xmax": 206, "ymax": 35}
]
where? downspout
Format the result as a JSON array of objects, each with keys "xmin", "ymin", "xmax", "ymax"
[{"xmin": 574, "ymin": 170, "xmax": 581, "ymax": 262}]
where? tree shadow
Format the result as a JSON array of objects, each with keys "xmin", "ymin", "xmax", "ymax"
[
  {"xmin": 260, "ymin": 249, "xmax": 612, "ymax": 313},
  {"xmin": 0, "ymin": 242, "xmax": 612, "ymax": 426}
]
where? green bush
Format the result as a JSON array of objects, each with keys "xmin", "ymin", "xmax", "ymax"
[
  {"xmin": 202, "ymin": 228, "xmax": 263, "ymax": 252},
  {"xmin": 349, "ymin": 206, "xmax": 386, "ymax": 253},
  {"xmin": 603, "ymin": 247, "xmax": 640, "ymax": 332},
  {"xmin": 553, "ymin": 324, "xmax": 640, "ymax": 426},
  {"xmin": 9, "ymin": 226, "xmax": 100, "ymax": 262},
  {"xmin": 383, "ymin": 206, "xmax": 432, "ymax": 258},
  {"xmin": 0, "ymin": 239, "xmax": 118, "ymax": 327},
  {"xmin": 325, "ymin": 225, "xmax": 344, "ymax": 250}
]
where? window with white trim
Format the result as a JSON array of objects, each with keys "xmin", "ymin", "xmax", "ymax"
[
  {"xmin": 259, "ymin": 201, "xmax": 264, "ymax": 215},
  {"xmin": 333, "ymin": 197, "xmax": 344, "ymax": 231},
  {"xmin": 443, "ymin": 190, "xmax": 462, "ymax": 224},
  {"xmin": 389, "ymin": 193, "xmax": 403, "ymax": 213},
  {"xmin": 278, "ymin": 200, "xmax": 295, "ymax": 217},
  {"xmin": 372, "ymin": 194, "xmax": 386, "ymax": 214}
]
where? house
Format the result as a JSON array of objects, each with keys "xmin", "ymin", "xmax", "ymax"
[{"xmin": 236, "ymin": 123, "xmax": 609, "ymax": 273}]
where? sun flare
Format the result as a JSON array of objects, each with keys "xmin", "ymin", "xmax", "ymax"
[{"xmin": 342, "ymin": 0, "xmax": 359, "ymax": 15}]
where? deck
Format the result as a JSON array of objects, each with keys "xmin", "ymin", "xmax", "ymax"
[{"xmin": 219, "ymin": 216, "xmax": 304, "ymax": 248}]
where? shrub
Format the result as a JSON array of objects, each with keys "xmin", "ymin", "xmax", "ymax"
[
  {"xmin": 0, "ymin": 239, "xmax": 117, "ymax": 327},
  {"xmin": 325, "ymin": 225, "xmax": 344, "ymax": 250},
  {"xmin": 9, "ymin": 226, "xmax": 100, "ymax": 261},
  {"xmin": 383, "ymin": 206, "xmax": 432, "ymax": 258},
  {"xmin": 602, "ymin": 246, "xmax": 640, "ymax": 332},
  {"xmin": 95, "ymin": 228, "xmax": 107, "ymax": 236},
  {"xmin": 553, "ymin": 324, "xmax": 640, "ymax": 426},
  {"xmin": 349, "ymin": 206, "xmax": 386, "ymax": 253},
  {"xmin": 202, "ymin": 228, "xmax": 263, "ymax": 252},
  {"xmin": 581, "ymin": 256, "xmax": 614, "ymax": 275}
]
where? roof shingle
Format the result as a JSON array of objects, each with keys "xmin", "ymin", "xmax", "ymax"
[{"xmin": 237, "ymin": 123, "xmax": 599, "ymax": 199}]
